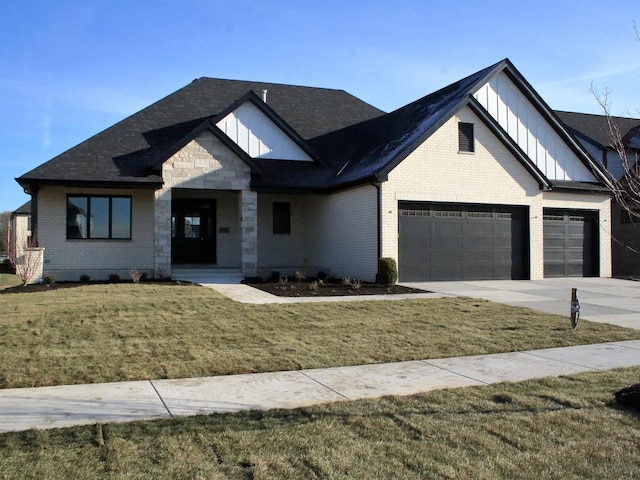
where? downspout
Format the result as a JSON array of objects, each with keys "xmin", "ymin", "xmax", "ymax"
[{"xmin": 29, "ymin": 186, "xmax": 39, "ymax": 246}]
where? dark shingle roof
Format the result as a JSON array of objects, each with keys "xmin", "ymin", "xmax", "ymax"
[
  {"xmin": 12, "ymin": 200, "xmax": 31, "ymax": 215},
  {"xmin": 17, "ymin": 62, "xmax": 610, "ymax": 194},
  {"xmin": 17, "ymin": 78, "xmax": 384, "ymax": 187},
  {"xmin": 555, "ymin": 111, "xmax": 640, "ymax": 149}
]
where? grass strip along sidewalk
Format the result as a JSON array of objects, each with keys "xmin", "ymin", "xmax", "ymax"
[
  {"xmin": 1, "ymin": 282, "xmax": 639, "ymax": 389},
  {"xmin": 0, "ymin": 367, "xmax": 638, "ymax": 479}
]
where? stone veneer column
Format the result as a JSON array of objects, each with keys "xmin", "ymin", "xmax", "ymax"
[
  {"xmin": 154, "ymin": 188, "xmax": 172, "ymax": 278},
  {"xmin": 240, "ymin": 190, "xmax": 258, "ymax": 277}
]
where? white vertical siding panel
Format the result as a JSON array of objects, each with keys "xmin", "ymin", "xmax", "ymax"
[
  {"xmin": 216, "ymin": 102, "xmax": 312, "ymax": 161},
  {"xmin": 474, "ymin": 71, "xmax": 597, "ymax": 182}
]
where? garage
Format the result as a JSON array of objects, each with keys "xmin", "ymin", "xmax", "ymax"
[
  {"xmin": 398, "ymin": 202, "xmax": 529, "ymax": 281},
  {"xmin": 543, "ymin": 209, "xmax": 598, "ymax": 277}
]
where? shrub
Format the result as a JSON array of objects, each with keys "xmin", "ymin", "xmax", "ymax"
[
  {"xmin": 43, "ymin": 274, "xmax": 55, "ymax": 285},
  {"xmin": 129, "ymin": 269, "xmax": 143, "ymax": 283},
  {"xmin": 278, "ymin": 276, "xmax": 288, "ymax": 285},
  {"xmin": 108, "ymin": 274, "xmax": 120, "ymax": 283},
  {"xmin": 270, "ymin": 271, "xmax": 280, "ymax": 282},
  {"xmin": 377, "ymin": 257, "xmax": 398, "ymax": 286},
  {"xmin": 341, "ymin": 277, "xmax": 361, "ymax": 289},
  {"xmin": 309, "ymin": 280, "xmax": 319, "ymax": 291},
  {"xmin": 317, "ymin": 270, "xmax": 328, "ymax": 281},
  {"xmin": 80, "ymin": 274, "xmax": 90, "ymax": 283},
  {"xmin": 294, "ymin": 271, "xmax": 306, "ymax": 282}
]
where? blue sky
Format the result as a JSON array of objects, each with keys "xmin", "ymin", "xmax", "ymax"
[{"xmin": 1, "ymin": 0, "xmax": 638, "ymax": 212}]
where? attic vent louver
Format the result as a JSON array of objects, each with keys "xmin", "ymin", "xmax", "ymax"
[{"xmin": 261, "ymin": 89, "xmax": 268, "ymax": 103}]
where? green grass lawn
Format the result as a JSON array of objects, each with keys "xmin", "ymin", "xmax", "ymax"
[
  {"xmin": 0, "ymin": 272, "xmax": 20, "ymax": 289},
  {"xmin": 0, "ymin": 367, "xmax": 638, "ymax": 479},
  {"xmin": 1, "ymin": 283, "xmax": 639, "ymax": 389}
]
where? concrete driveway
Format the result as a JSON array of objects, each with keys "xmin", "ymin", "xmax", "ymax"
[{"xmin": 403, "ymin": 277, "xmax": 640, "ymax": 330}]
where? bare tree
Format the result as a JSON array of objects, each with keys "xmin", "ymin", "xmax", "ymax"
[
  {"xmin": 6, "ymin": 227, "xmax": 43, "ymax": 286},
  {"xmin": 591, "ymin": 85, "xmax": 640, "ymax": 212},
  {"xmin": 591, "ymin": 22, "xmax": 640, "ymax": 217}
]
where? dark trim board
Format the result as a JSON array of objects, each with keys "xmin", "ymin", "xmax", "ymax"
[{"xmin": 398, "ymin": 202, "xmax": 529, "ymax": 281}]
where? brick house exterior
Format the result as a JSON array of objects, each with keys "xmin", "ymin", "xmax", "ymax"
[{"xmin": 16, "ymin": 59, "xmax": 613, "ymax": 282}]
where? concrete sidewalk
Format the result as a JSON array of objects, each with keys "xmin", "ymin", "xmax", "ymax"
[{"xmin": 1, "ymin": 340, "xmax": 639, "ymax": 434}]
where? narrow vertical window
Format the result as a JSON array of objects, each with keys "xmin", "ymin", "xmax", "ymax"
[
  {"xmin": 458, "ymin": 122, "xmax": 474, "ymax": 153},
  {"xmin": 273, "ymin": 202, "xmax": 291, "ymax": 234}
]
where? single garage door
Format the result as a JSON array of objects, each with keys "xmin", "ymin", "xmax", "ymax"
[
  {"xmin": 543, "ymin": 209, "xmax": 598, "ymax": 277},
  {"xmin": 398, "ymin": 202, "xmax": 529, "ymax": 281}
]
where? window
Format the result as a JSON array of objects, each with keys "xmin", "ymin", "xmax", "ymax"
[
  {"xmin": 621, "ymin": 209, "xmax": 640, "ymax": 224},
  {"xmin": 67, "ymin": 195, "xmax": 132, "ymax": 239},
  {"xmin": 458, "ymin": 122, "xmax": 474, "ymax": 153},
  {"xmin": 273, "ymin": 202, "xmax": 291, "ymax": 234}
]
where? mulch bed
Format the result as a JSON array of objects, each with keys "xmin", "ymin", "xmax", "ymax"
[{"xmin": 243, "ymin": 278, "xmax": 429, "ymax": 297}]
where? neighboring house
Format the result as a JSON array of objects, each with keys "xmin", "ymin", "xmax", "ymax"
[
  {"xmin": 8, "ymin": 200, "xmax": 31, "ymax": 262},
  {"xmin": 556, "ymin": 111, "xmax": 640, "ymax": 277},
  {"xmin": 16, "ymin": 58, "xmax": 613, "ymax": 283}
]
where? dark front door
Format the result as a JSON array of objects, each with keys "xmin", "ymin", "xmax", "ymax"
[{"xmin": 172, "ymin": 199, "xmax": 216, "ymax": 264}]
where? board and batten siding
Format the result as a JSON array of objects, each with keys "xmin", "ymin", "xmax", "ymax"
[
  {"xmin": 37, "ymin": 186, "xmax": 155, "ymax": 281},
  {"xmin": 303, "ymin": 186, "xmax": 379, "ymax": 281},
  {"xmin": 216, "ymin": 102, "xmax": 312, "ymax": 161},
  {"xmin": 473, "ymin": 71, "xmax": 597, "ymax": 182}
]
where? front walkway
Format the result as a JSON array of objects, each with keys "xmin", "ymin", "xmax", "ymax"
[{"xmin": 1, "ymin": 340, "xmax": 639, "ymax": 434}]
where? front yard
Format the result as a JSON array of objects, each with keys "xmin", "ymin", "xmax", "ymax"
[
  {"xmin": 1, "ymin": 282, "xmax": 639, "ymax": 479},
  {"xmin": 1, "ymin": 282, "xmax": 639, "ymax": 389}
]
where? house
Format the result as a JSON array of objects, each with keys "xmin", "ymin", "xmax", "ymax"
[
  {"xmin": 556, "ymin": 111, "xmax": 640, "ymax": 277},
  {"xmin": 8, "ymin": 201, "xmax": 31, "ymax": 262},
  {"xmin": 16, "ymin": 58, "xmax": 613, "ymax": 283}
]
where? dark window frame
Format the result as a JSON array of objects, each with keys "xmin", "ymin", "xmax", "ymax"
[
  {"xmin": 66, "ymin": 194, "xmax": 132, "ymax": 240},
  {"xmin": 458, "ymin": 122, "xmax": 475, "ymax": 153},
  {"xmin": 272, "ymin": 202, "xmax": 291, "ymax": 234},
  {"xmin": 621, "ymin": 208, "xmax": 640, "ymax": 224}
]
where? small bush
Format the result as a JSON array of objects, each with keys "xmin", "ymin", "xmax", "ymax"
[
  {"xmin": 278, "ymin": 276, "xmax": 288, "ymax": 285},
  {"xmin": 270, "ymin": 271, "xmax": 280, "ymax": 282},
  {"xmin": 294, "ymin": 271, "xmax": 306, "ymax": 282},
  {"xmin": 377, "ymin": 257, "xmax": 398, "ymax": 286},
  {"xmin": 108, "ymin": 274, "xmax": 120, "ymax": 283},
  {"xmin": 129, "ymin": 269, "xmax": 143, "ymax": 283},
  {"xmin": 80, "ymin": 274, "xmax": 90, "ymax": 283},
  {"xmin": 309, "ymin": 280, "xmax": 319, "ymax": 291},
  {"xmin": 43, "ymin": 275, "xmax": 55, "ymax": 285},
  {"xmin": 317, "ymin": 270, "xmax": 328, "ymax": 281},
  {"xmin": 341, "ymin": 277, "xmax": 361, "ymax": 289}
]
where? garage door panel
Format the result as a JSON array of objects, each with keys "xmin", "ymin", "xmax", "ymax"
[
  {"xmin": 398, "ymin": 202, "xmax": 528, "ymax": 281},
  {"xmin": 543, "ymin": 209, "xmax": 598, "ymax": 277}
]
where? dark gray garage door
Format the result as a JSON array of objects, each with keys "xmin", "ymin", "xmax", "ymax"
[
  {"xmin": 398, "ymin": 202, "xmax": 529, "ymax": 281},
  {"xmin": 543, "ymin": 209, "xmax": 598, "ymax": 277}
]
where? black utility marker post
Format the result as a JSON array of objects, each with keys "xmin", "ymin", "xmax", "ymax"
[{"xmin": 571, "ymin": 288, "xmax": 580, "ymax": 329}]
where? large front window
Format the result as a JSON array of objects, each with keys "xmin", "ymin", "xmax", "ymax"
[{"xmin": 67, "ymin": 195, "xmax": 132, "ymax": 239}]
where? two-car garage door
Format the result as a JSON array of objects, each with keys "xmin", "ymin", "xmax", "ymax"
[
  {"xmin": 398, "ymin": 202, "xmax": 598, "ymax": 281},
  {"xmin": 398, "ymin": 202, "xmax": 529, "ymax": 281}
]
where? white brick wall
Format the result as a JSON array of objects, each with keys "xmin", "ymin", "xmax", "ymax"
[
  {"xmin": 303, "ymin": 186, "xmax": 378, "ymax": 281},
  {"xmin": 257, "ymin": 194, "xmax": 306, "ymax": 275},
  {"xmin": 38, "ymin": 186, "xmax": 155, "ymax": 281},
  {"xmin": 382, "ymin": 106, "xmax": 611, "ymax": 280}
]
